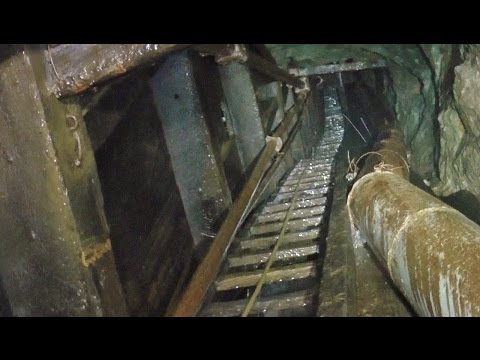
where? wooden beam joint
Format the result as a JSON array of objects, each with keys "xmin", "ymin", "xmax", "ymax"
[{"xmin": 48, "ymin": 44, "xmax": 190, "ymax": 98}]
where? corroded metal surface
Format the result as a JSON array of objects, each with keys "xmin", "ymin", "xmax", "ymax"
[
  {"xmin": 48, "ymin": 44, "xmax": 189, "ymax": 97},
  {"xmin": 357, "ymin": 127, "xmax": 409, "ymax": 180},
  {"xmin": 348, "ymin": 126, "xmax": 480, "ymax": 316}
]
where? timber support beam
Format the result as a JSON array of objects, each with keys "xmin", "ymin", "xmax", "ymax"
[
  {"xmin": 290, "ymin": 59, "xmax": 387, "ymax": 77},
  {"xmin": 48, "ymin": 44, "xmax": 190, "ymax": 98},
  {"xmin": 149, "ymin": 50, "xmax": 233, "ymax": 257},
  {"xmin": 0, "ymin": 45, "xmax": 127, "ymax": 316},
  {"xmin": 194, "ymin": 44, "xmax": 306, "ymax": 89}
]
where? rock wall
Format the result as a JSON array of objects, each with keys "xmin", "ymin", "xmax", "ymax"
[
  {"xmin": 268, "ymin": 44, "xmax": 480, "ymax": 213},
  {"xmin": 267, "ymin": 44, "xmax": 437, "ymax": 177},
  {"xmin": 432, "ymin": 45, "xmax": 480, "ymax": 198}
]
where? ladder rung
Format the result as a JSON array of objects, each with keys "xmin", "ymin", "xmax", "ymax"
[
  {"xmin": 228, "ymin": 243, "xmax": 319, "ymax": 268},
  {"xmin": 240, "ymin": 229, "xmax": 321, "ymax": 250},
  {"xmin": 256, "ymin": 205, "xmax": 325, "ymax": 224},
  {"xmin": 215, "ymin": 261, "xmax": 318, "ymax": 291},
  {"xmin": 250, "ymin": 216, "xmax": 323, "ymax": 236},
  {"xmin": 201, "ymin": 289, "xmax": 316, "ymax": 317},
  {"xmin": 263, "ymin": 197, "xmax": 327, "ymax": 214}
]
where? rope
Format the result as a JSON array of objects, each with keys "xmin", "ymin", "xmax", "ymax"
[
  {"xmin": 347, "ymin": 150, "xmax": 409, "ymax": 180},
  {"xmin": 347, "ymin": 151, "xmax": 383, "ymax": 178},
  {"xmin": 241, "ymin": 165, "xmax": 308, "ymax": 317},
  {"xmin": 377, "ymin": 149, "xmax": 410, "ymax": 174}
]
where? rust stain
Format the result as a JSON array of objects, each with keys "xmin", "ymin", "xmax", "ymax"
[{"xmin": 81, "ymin": 238, "xmax": 112, "ymax": 267}]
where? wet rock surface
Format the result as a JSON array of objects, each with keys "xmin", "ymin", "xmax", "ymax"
[
  {"xmin": 268, "ymin": 44, "xmax": 480, "ymax": 223},
  {"xmin": 433, "ymin": 45, "xmax": 480, "ymax": 201},
  {"xmin": 268, "ymin": 44, "xmax": 436, "ymax": 177}
]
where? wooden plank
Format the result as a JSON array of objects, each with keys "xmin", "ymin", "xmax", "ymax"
[
  {"xmin": 298, "ymin": 158, "xmax": 336, "ymax": 166},
  {"xmin": 263, "ymin": 197, "xmax": 327, "ymax": 214},
  {"xmin": 84, "ymin": 75, "xmax": 146, "ymax": 151},
  {"xmin": 219, "ymin": 62, "xmax": 265, "ymax": 172},
  {"xmin": 282, "ymin": 174, "xmax": 331, "ymax": 186},
  {"xmin": 290, "ymin": 163, "xmax": 333, "ymax": 172},
  {"xmin": 286, "ymin": 170, "xmax": 332, "ymax": 180},
  {"xmin": 169, "ymin": 95, "xmax": 308, "ymax": 317},
  {"xmin": 288, "ymin": 165, "xmax": 333, "ymax": 174},
  {"xmin": 270, "ymin": 189, "xmax": 329, "ymax": 204},
  {"xmin": 282, "ymin": 175, "xmax": 330, "ymax": 186},
  {"xmin": 0, "ymin": 45, "xmax": 126, "ymax": 316},
  {"xmin": 256, "ymin": 205, "xmax": 325, "ymax": 224},
  {"xmin": 294, "ymin": 59, "xmax": 387, "ymax": 76},
  {"xmin": 169, "ymin": 138, "xmax": 279, "ymax": 316},
  {"xmin": 193, "ymin": 44, "xmax": 304, "ymax": 89},
  {"xmin": 216, "ymin": 261, "xmax": 317, "ymax": 291},
  {"xmin": 136, "ymin": 192, "xmax": 180, "ymax": 291},
  {"xmin": 240, "ymin": 229, "xmax": 321, "ymax": 250},
  {"xmin": 48, "ymin": 44, "xmax": 190, "ymax": 97},
  {"xmin": 164, "ymin": 245, "xmax": 194, "ymax": 316},
  {"xmin": 250, "ymin": 216, "xmax": 323, "ymax": 236},
  {"xmin": 228, "ymin": 242, "xmax": 319, "ymax": 267},
  {"xmin": 150, "ymin": 51, "xmax": 232, "ymax": 251},
  {"xmin": 279, "ymin": 181, "xmax": 330, "ymax": 194},
  {"xmin": 247, "ymin": 51, "xmax": 305, "ymax": 89},
  {"xmin": 145, "ymin": 232, "xmax": 193, "ymax": 315},
  {"xmin": 202, "ymin": 289, "xmax": 315, "ymax": 317}
]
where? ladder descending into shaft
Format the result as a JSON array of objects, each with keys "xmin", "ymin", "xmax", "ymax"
[{"xmin": 200, "ymin": 87, "xmax": 345, "ymax": 317}]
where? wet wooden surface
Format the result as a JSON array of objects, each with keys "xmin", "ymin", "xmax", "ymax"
[{"xmin": 0, "ymin": 45, "xmax": 126, "ymax": 316}]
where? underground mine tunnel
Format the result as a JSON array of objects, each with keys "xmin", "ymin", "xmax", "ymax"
[{"xmin": 1, "ymin": 44, "xmax": 480, "ymax": 317}]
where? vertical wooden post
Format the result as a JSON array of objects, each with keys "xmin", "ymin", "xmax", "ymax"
[
  {"xmin": 149, "ymin": 50, "xmax": 232, "ymax": 256},
  {"xmin": 218, "ymin": 62, "xmax": 266, "ymax": 172},
  {"xmin": 0, "ymin": 45, "xmax": 127, "ymax": 316}
]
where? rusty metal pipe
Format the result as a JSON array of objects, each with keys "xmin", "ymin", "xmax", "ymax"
[{"xmin": 347, "ymin": 127, "xmax": 480, "ymax": 316}]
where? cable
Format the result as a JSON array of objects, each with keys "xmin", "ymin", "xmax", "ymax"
[
  {"xmin": 342, "ymin": 113, "xmax": 367, "ymax": 144},
  {"xmin": 241, "ymin": 166, "xmax": 308, "ymax": 317}
]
